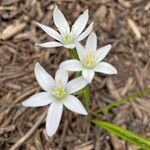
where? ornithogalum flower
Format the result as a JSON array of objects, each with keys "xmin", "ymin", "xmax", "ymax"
[
  {"xmin": 36, "ymin": 6, "xmax": 93, "ymax": 49},
  {"xmin": 60, "ymin": 32, "xmax": 117, "ymax": 83},
  {"xmin": 22, "ymin": 63, "xmax": 87, "ymax": 136}
]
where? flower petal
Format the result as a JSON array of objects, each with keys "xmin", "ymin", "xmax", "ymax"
[
  {"xmin": 77, "ymin": 22, "xmax": 94, "ymax": 41},
  {"xmin": 95, "ymin": 44, "xmax": 112, "ymax": 63},
  {"xmin": 82, "ymin": 69, "xmax": 95, "ymax": 83},
  {"xmin": 36, "ymin": 22, "xmax": 63, "ymax": 42},
  {"xmin": 60, "ymin": 60, "xmax": 83, "ymax": 71},
  {"xmin": 76, "ymin": 42, "xmax": 85, "ymax": 62},
  {"xmin": 66, "ymin": 77, "xmax": 87, "ymax": 94},
  {"xmin": 34, "ymin": 62, "xmax": 55, "ymax": 91},
  {"xmin": 94, "ymin": 62, "xmax": 117, "ymax": 74},
  {"xmin": 85, "ymin": 32, "xmax": 97, "ymax": 51},
  {"xmin": 55, "ymin": 68, "xmax": 68, "ymax": 87},
  {"xmin": 36, "ymin": 41, "xmax": 63, "ymax": 48},
  {"xmin": 63, "ymin": 95, "xmax": 87, "ymax": 115},
  {"xmin": 63, "ymin": 43, "xmax": 75, "ymax": 49},
  {"xmin": 46, "ymin": 101, "xmax": 63, "ymax": 137},
  {"xmin": 71, "ymin": 10, "xmax": 89, "ymax": 38},
  {"xmin": 53, "ymin": 6, "xmax": 70, "ymax": 34},
  {"xmin": 22, "ymin": 92, "xmax": 53, "ymax": 107}
]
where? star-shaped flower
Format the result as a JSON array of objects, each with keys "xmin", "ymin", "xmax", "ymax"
[
  {"xmin": 36, "ymin": 6, "xmax": 94, "ymax": 49},
  {"xmin": 22, "ymin": 63, "xmax": 88, "ymax": 136},
  {"xmin": 60, "ymin": 32, "xmax": 117, "ymax": 83}
]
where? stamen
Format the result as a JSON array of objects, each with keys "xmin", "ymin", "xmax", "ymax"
[
  {"xmin": 52, "ymin": 86, "xmax": 66, "ymax": 99},
  {"xmin": 63, "ymin": 34, "xmax": 72, "ymax": 43},
  {"xmin": 83, "ymin": 51, "xmax": 95, "ymax": 68}
]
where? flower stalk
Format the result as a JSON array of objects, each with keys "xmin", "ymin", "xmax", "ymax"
[{"xmin": 69, "ymin": 48, "xmax": 90, "ymax": 111}]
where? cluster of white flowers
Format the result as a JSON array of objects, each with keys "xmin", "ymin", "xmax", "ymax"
[{"xmin": 22, "ymin": 6, "xmax": 117, "ymax": 137}]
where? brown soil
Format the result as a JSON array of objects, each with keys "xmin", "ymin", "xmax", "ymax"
[{"xmin": 0, "ymin": 0, "xmax": 150, "ymax": 150}]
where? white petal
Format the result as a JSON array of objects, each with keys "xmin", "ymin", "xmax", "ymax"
[
  {"xmin": 77, "ymin": 22, "xmax": 94, "ymax": 41},
  {"xmin": 60, "ymin": 60, "xmax": 83, "ymax": 71},
  {"xmin": 46, "ymin": 101, "xmax": 63, "ymax": 137},
  {"xmin": 22, "ymin": 92, "xmax": 53, "ymax": 107},
  {"xmin": 95, "ymin": 44, "xmax": 112, "ymax": 63},
  {"xmin": 63, "ymin": 43, "xmax": 75, "ymax": 49},
  {"xmin": 53, "ymin": 6, "xmax": 70, "ymax": 34},
  {"xmin": 34, "ymin": 62, "xmax": 55, "ymax": 91},
  {"xmin": 85, "ymin": 32, "xmax": 97, "ymax": 51},
  {"xmin": 36, "ymin": 41, "xmax": 63, "ymax": 48},
  {"xmin": 76, "ymin": 42, "xmax": 85, "ymax": 62},
  {"xmin": 36, "ymin": 22, "xmax": 63, "ymax": 42},
  {"xmin": 55, "ymin": 68, "xmax": 68, "ymax": 87},
  {"xmin": 63, "ymin": 95, "xmax": 87, "ymax": 115},
  {"xmin": 82, "ymin": 69, "xmax": 95, "ymax": 83},
  {"xmin": 94, "ymin": 62, "xmax": 117, "ymax": 74},
  {"xmin": 71, "ymin": 10, "xmax": 89, "ymax": 38},
  {"xmin": 66, "ymin": 77, "xmax": 87, "ymax": 94}
]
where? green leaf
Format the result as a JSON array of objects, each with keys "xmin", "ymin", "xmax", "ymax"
[
  {"xmin": 92, "ymin": 119, "xmax": 150, "ymax": 150},
  {"xmin": 95, "ymin": 88, "xmax": 150, "ymax": 113}
]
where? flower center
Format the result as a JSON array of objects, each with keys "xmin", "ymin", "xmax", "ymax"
[
  {"xmin": 52, "ymin": 86, "xmax": 66, "ymax": 99},
  {"xmin": 63, "ymin": 34, "xmax": 72, "ymax": 43},
  {"xmin": 83, "ymin": 51, "xmax": 95, "ymax": 68}
]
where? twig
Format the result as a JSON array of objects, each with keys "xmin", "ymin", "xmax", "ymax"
[
  {"xmin": 127, "ymin": 17, "xmax": 141, "ymax": 40},
  {"xmin": 0, "ymin": 125, "xmax": 16, "ymax": 135},
  {"xmin": 1, "ymin": 22, "xmax": 26, "ymax": 40},
  {"xmin": 10, "ymin": 109, "xmax": 47, "ymax": 150},
  {"xmin": 121, "ymin": 77, "xmax": 134, "ymax": 96}
]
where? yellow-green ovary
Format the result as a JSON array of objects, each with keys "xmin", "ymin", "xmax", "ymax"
[
  {"xmin": 53, "ymin": 86, "xmax": 66, "ymax": 99},
  {"xmin": 63, "ymin": 34, "xmax": 72, "ymax": 43},
  {"xmin": 83, "ymin": 52, "xmax": 95, "ymax": 68}
]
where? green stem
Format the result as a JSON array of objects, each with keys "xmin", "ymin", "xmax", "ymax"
[
  {"xmin": 82, "ymin": 85, "xmax": 90, "ymax": 111},
  {"xmin": 69, "ymin": 48, "xmax": 79, "ymax": 59},
  {"xmin": 69, "ymin": 48, "xmax": 90, "ymax": 111}
]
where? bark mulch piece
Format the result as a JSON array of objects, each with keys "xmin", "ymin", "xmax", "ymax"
[{"xmin": 0, "ymin": 0, "xmax": 150, "ymax": 150}]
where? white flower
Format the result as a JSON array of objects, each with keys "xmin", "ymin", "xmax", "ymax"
[
  {"xmin": 60, "ymin": 32, "xmax": 117, "ymax": 83},
  {"xmin": 22, "ymin": 63, "xmax": 88, "ymax": 137},
  {"xmin": 36, "ymin": 6, "xmax": 94, "ymax": 49}
]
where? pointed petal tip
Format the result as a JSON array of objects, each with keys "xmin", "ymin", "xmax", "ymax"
[
  {"xmin": 82, "ymin": 110, "xmax": 88, "ymax": 115},
  {"xmin": 90, "ymin": 22, "xmax": 94, "ymax": 27},
  {"xmin": 84, "ymin": 9, "xmax": 89, "ymax": 14},
  {"xmin": 21, "ymin": 101, "xmax": 31, "ymax": 107},
  {"xmin": 35, "ymin": 62, "xmax": 40, "ymax": 68},
  {"xmin": 107, "ymin": 44, "xmax": 112, "ymax": 49},
  {"xmin": 55, "ymin": 5, "xmax": 58, "ymax": 8},
  {"xmin": 22, "ymin": 101, "xmax": 27, "ymax": 107},
  {"xmin": 46, "ymin": 130, "xmax": 55, "ymax": 137},
  {"xmin": 77, "ymin": 22, "xmax": 94, "ymax": 41},
  {"xmin": 35, "ymin": 22, "xmax": 43, "ymax": 28},
  {"xmin": 35, "ymin": 43, "xmax": 44, "ymax": 46},
  {"xmin": 54, "ymin": 5, "xmax": 58, "ymax": 10},
  {"xmin": 35, "ymin": 21, "xmax": 40, "ymax": 25},
  {"xmin": 114, "ymin": 68, "xmax": 117, "ymax": 74}
]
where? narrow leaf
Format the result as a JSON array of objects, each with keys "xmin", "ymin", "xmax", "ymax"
[
  {"xmin": 95, "ymin": 88, "xmax": 150, "ymax": 113},
  {"xmin": 92, "ymin": 119, "xmax": 150, "ymax": 150}
]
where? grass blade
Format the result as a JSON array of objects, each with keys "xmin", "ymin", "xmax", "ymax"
[
  {"xmin": 95, "ymin": 88, "xmax": 150, "ymax": 113},
  {"xmin": 92, "ymin": 119, "xmax": 150, "ymax": 150}
]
